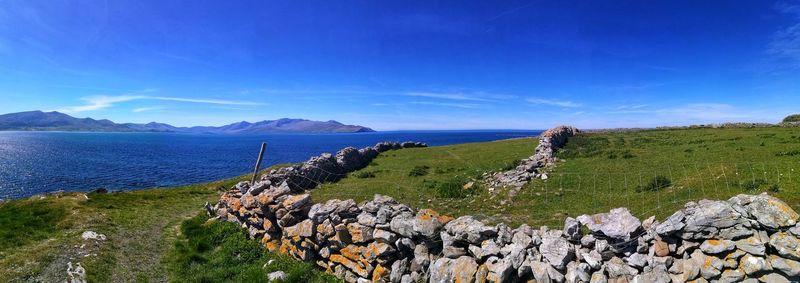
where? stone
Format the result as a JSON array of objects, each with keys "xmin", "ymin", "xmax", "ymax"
[
  {"xmin": 346, "ymin": 223, "xmax": 374, "ymax": 243},
  {"xmin": 769, "ymin": 255, "xmax": 800, "ymax": 277},
  {"xmin": 735, "ymin": 234, "xmax": 767, "ymax": 256},
  {"xmin": 412, "ymin": 209, "xmax": 451, "ymax": 238},
  {"xmin": 357, "ymin": 213, "xmax": 377, "ymax": 227},
  {"xmin": 582, "ymin": 250, "xmax": 603, "ymax": 269},
  {"xmin": 653, "ymin": 240, "xmax": 669, "ymax": 257},
  {"xmin": 625, "ymin": 253, "xmax": 648, "ymax": 269},
  {"xmin": 484, "ymin": 256, "xmax": 515, "ymax": 282},
  {"xmin": 531, "ymin": 261, "xmax": 558, "ymax": 283},
  {"xmin": 590, "ymin": 270, "xmax": 608, "ymax": 283},
  {"xmin": 81, "ymin": 231, "xmax": 106, "ymax": 241},
  {"xmin": 729, "ymin": 193, "xmax": 799, "ymax": 229},
  {"xmin": 412, "ymin": 243, "xmax": 430, "ymax": 267},
  {"xmin": 605, "ymin": 257, "xmax": 636, "ymax": 278},
  {"xmin": 541, "ymin": 234, "xmax": 574, "ymax": 269},
  {"xmin": 679, "ymin": 199, "xmax": 750, "ymax": 240},
  {"xmin": 372, "ymin": 229, "xmax": 398, "ymax": 244},
  {"xmin": 512, "ymin": 226, "xmax": 534, "ymax": 248},
  {"xmin": 718, "ymin": 269, "xmax": 745, "ymax": 283},
  {"xmin": 633, "ymin": 265, "xmax": 670, "ymax": 283},
  {"xmin": 444, "ymin": 216, "xmax": 498, "ymax": 244},
  {"xmin": 66, "ymin": 262, "xmax": 86, "ymax": 283},
  {"xmin": 282, "ymin": 194, "xmax": 311, "ymax": 211},
  {"xmin": 577, "ymin": 207, "xmax": 641, "ymax": 241},
  {"xmin": 699, "ymin": 239, "xmax": 735, "ymax": 254},
  {"xmin": 581, "ymin": 234, "xmax": 596, "ymax": 249},
  {"xmin": 688, "ymin": 249, "xmax": 723, "ymax": 279},
  {"xmin": 740, "ymin": 253, "xmax": 772, "ymax": 275},
  {"xmin": 267, "ymin": 271, "xmax": 287, "ymax": 282},
  {"xmin": 656, "ymin": 211, "xmax": 686, "ymax": 236},
  {"xmin": 390, "ymin": 259, "xmax": 409, "ymax": 283},
  {"xmin": 363, "ymin": 241, "xmax": 395, "ymax": 262},
  {"xmin": 770, "ymin": 232, "xmax": 800, "ymax": 260},
  {"xmin": 566, "ymin": 262, "xmax": 591, "ymax": 283},
  {"xmin": 428, "ymin": 256, "xmax": 478, "ymax": 283},
  {"xmin": 235, "ymin": 181, "xmax": 250, "ymax": 194},
  {"xmin": 564, "ymin": 217, "xmax": 582, "ymax": 241},
  {"xmin": 389, "ymin": 211, "xmax": 417, "ymax": 238},
  {"xmin": 759, "ymin": 273, "xmax": 791, "ymax": 283}
]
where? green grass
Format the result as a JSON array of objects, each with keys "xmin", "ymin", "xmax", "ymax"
[
  {"xmin": 317, "ymin": 127, "xmax": 800, "ymax": 227},
  {"xmin": 0, "ymin": 199, "xmax": 67, "ymax": 251},
  {"xmin": 314, "ymin": 138, "xmax": 536, "ymax": 221},
  {"xmin": 0, "ymin": 165, "xmax": 332, "ymax": 282},
  {"xmin": 167, "ymin": 214, "xmax": 337, "ymax": 283}
]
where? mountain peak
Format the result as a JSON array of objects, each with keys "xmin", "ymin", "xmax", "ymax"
[{"xmin": 0, "ymin": 111, "xmax": 375, "ymax": 133}]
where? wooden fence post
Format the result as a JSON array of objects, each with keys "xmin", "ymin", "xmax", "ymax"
[{"xmin": 251, "ymin": 142, "xmax": 267, "ymax": 185}]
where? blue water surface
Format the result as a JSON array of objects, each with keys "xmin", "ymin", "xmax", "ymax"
[{"xmin": 0, "ymin": 130, "xmax": 540, "ymax": 199}]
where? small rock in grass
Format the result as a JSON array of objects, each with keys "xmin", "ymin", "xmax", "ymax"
[{"xmin": 267, "ymin": 271, "xmax": 287, "ymax": 282}]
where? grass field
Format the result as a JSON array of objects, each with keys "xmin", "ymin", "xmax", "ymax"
[
  {"xmin": 0, "ymin": 166, "xmax": 335, "ymax": 282},
  {"xmin": 317, "ymin": 127, "xmax": 800, "ymax": 227},
  {"xmin": 2, "ymin": 126, "xmax": 799, "ymax": 281}
]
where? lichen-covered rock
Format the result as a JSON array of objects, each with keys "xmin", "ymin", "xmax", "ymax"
[
  {"xmin": 735, "ymin": 234, "xmax": 767, "ymax": 256},
  {"xmin": 740, "ymin": 253, "xmax": 772, "ymax": 275},
  {"xmin": 770, "ymin": 232, "xmax": 800, "ymax": 261},
  {"xmin": 699, "ymin": 239, "xmax": 735, "ymax": 254},
  {"xmin": 729, "ymin": 193, "xmax": 799, "ymax": 229},
  {"xmin": 577, "ymin": 207, "xmax": 641, "ymax": 241},
  {"xmin": 390, "ymin": 211, "xmax": 416, "ymax": 238},
  {"xmin": 444, "ymin": 216, "xmax": 498, "ymax": 244},
  {"xmin": 412, "ymin": 209, "xmax": 451, "ymax": 238},
  {"xmin": 769, "ymin": 255, "xmax": 800, "ymax": 277},
  {"xmin": 282, "ymin": 194, "xmax": 311, "ymax": 211},
  {"xmin": 428, "ymin": 256, "xmax": 478, "ymax": 283},
  {"xmin": 678, "ymin": 199, "xmax": 750, "ymax": 240}
]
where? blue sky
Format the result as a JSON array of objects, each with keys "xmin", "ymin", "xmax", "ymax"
[{"xmin": 1, "ymin": 0, "xmax": 799, "ymax": 130}]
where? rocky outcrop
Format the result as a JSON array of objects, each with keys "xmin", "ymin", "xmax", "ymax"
[
  {"xmin": 485, "ymin": 125, "xmax": 578, "ymax": 190},
  {"xmin": 216, "ymin": 170, "xmax": 800, "ymax": 283}
]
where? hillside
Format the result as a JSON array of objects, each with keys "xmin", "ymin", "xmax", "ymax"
[{"xmin": 0, "ymin": 111, "xmax": 375, "ymax": 133}]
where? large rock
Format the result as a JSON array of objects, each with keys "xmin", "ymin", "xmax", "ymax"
[
  {"xmin": 444, "ymin": 216, "xmax": 498, "ymax": 244},
  {"xmin": 677, "ymin": 199, "xmax": 751, "ymax": 240},
  {"xmin": 769, "ymin": 255, "xmax": 800, "ymax": 277},
  {"xmin": 412, "ymin": 209, "xmax": 452, "ymax": 239},
  {"xmin": 699, "ymin": 239, "xmax": 735, "ymax": 254},
  {"xmin": 541, "ymin": 234, "xmax": 574, "ymax": 270},
  {"xmin": 577, "ymin": 207, "xmax": 641, "ymax": 241},
  {"xmin": 428, "ymin": 256, "xmax": 478, "ymax": 283},
  {"xmin": 390, "ymin": 211, "xmax": 417, "ymax": 238},
  {"xmin": 770, "ymin": 232, "xmax": 800, "ymax": 260},
  {"xmin": 729, "ymin": 193, "xmax": 799, "ymax": 229}
]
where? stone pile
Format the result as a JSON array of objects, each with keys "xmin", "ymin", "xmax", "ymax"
[
  {"xmin": 216, "ymin": 179, "xmax": 800, "ymax": 282},
  {"xmin": 250, "ymin": 141, "xmax": 426, "ymax": 193},
  {"xmin": 485, "ymin": 126, "xmax": 579, "ymax": 190}
]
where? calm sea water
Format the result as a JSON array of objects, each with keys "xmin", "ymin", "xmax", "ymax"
[{"xmin": 0, "ymin": 130, "xmax": 540, "ymax": 199}]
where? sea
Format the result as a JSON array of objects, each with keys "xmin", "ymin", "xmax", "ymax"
[{"xmin": 0, "ymin": 130, "xmax": 541, "ymax": 199}]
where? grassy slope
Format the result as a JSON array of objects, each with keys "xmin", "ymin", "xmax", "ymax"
[
  {"xmin": 317, "ymin": 127, "xmax": 800, "ymax": 227},
  {"xmin": 0, "ymin": 166, "xmax": 336, "ymax": 282},
  {"xmin": 313, "ymin": 138, "xmax": 537, "ymax": 222}
]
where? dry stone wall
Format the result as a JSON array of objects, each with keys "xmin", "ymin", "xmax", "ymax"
[
  {"xmin": 485, "ymin": 126, "xmax": 579, "ymax": 189},
  {"xmin": 213, "ymin": 138, "xmax": 800, "ymax": 283}
]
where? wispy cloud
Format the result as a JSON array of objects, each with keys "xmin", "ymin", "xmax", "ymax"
[
  {"xmin": 403, "ymin": 92, "xmax": 493, "ymax": 102},
  {"xmin": 132, "ymin": 106, "xmax": 166, "ymax": 113},
  {"xmin": 409, "ymin": 101, "xmax": 480, "ymax": 109},
  {"xmin": 526, "ymin": 98, "xmax": 582, "ymax": 108},
  {"xmin": 57, "ymin": 93, "xmax": 264, "ymax": 113},
  {"xmin": 607, "ymin": 103, "xmax": 752, "ymax": 120},
  {"xmin": 615, "ymin": 104, "xmax": 648, "ymax": 110},
  {"xmin": 768, "ymin": 2, "xmax": 800, "ymax": 69}
]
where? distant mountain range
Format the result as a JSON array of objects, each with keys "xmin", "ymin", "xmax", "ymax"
[{"xmin": 0, "ymin": 111, "xmax": 375, "ymax": 133}]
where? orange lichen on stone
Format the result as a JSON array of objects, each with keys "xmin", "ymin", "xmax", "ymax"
[{"xmin": 372, "ymin": 264, "xmax": 388, "ymax": 282}]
